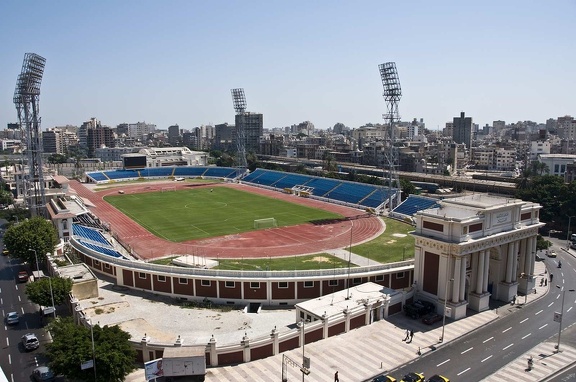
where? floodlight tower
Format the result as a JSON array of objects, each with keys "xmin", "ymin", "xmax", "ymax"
[
  {"xmin": 13, "ymin": 53, "xmax": 47, "ymax": 217},
  {"xmin": 379, "ymin": 62, "xmax": 402, "ymax": 211},
  {"xmin": 231, "ymin": 88, "xmax": 248, "ymax": 171}
]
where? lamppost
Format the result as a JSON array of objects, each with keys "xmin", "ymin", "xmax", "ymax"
[
  {"xmin": 554, "ymin": 285, "xmax": 575, "ymax": 353},
  {"xmin": 439, "ymin": 278, "xmax": 454, "ymax": 343},
  {"xmin": 28, "ymin": 248, "xmax": 56, "ymax": 317},
  {"xmin": 567, "ymin": 216, "xmax": 575, "ymax": 250},
  {"xmin": 299, "ymin": 319, "xmax": 310, "ymax": 381},
  {"xmin": 88, "ymin": 319, "xmax": 97, "ymax": 380}
]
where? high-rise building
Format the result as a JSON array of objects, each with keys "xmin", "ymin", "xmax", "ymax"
[
  {"xmin": 452, "ymin": 112, "xmax": 473, "ymax": 148},
  {"xmin": 87, "ymin": 126, "xmax": 115, "ymax": 157},
  {"xmin": 168, "ymin": 124, "xmax": 180, "ymax": 145},
  {"xmin": 42, "ymin": 129, "xmax": 62, "ymax": 154},
  {"xmin": 235, "ymin": 113, "xmax": 263, "ymax": 153}
]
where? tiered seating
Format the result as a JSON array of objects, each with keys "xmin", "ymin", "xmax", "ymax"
[
  {"xmin": 173, "ymin": 167, "xmax": 207, "ymax": 177},
  {"xmin": 72, "ymin": 224, "xmax": 109, "ymax": 246},
  {"xmin": 104, "ymin": 170, "xmax": 139, "ymax": 180},
  {"xmin": 273, "ymin": 173, "xmax": 312, "ymax": 189},
  {"xmin": 86, "ymin": 172, "xmax": 108, "ymax": 182},
  {"xmin": 144, "ymin": 167, "xmax": 174, "ymax": 177},
  {"xmin": 203, "ymin": 167, "xmax": 237, "ymax": 178},
  {"xmin": 304, "ymin": 177, "xmax": 340, "ymax": 196},
  {"xmin": 78, "ymin": 240, "xmax": 124, "ymax": 258},
  {"xmin": 392, "ymin": 195, "xmax": 441, "ymax": 216},
  {"xmin": 360, "ymin": 188, "xmax": 395, "ymax": 208},
  {"xmin": 325, "ymin": 182, "xmax": 376, "ymax": 205},
  {"xmin": 244, "ymin": 169, "xmax": 286, "ymax": 187}
]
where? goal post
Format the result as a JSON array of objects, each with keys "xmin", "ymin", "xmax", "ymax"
[{"xmin": 254, "ymin": 218, "xmax": 278, "ymax": 229}]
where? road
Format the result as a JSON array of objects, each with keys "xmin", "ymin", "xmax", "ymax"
[
  {"xmin": 379, "ymin": 241, "xmax": 576, "ymax": 381},
  {"xmin": 0, "ymin": 241, "xmax": 51, "ymax": 382}
]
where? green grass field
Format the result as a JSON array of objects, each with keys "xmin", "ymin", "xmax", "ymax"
[
  {"xmin": 348, "ymin": 218, "xmax": 415, "ymax": 263},
  {"xmin": 104, "ymin": 187, "xmax": 342, "ymax": 242}
]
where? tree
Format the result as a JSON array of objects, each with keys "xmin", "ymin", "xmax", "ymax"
[
  {"xmin": 47, "ymin": 153, "xmax": 68, "ymax": 164},
  {"xmin": 26, "ymin": 277, "xmax": 72, "ymax": 307},
  {"xmin": 3, "ymin": 217, "xmax": 58, "ymax": 264},
  {"xmin": 47, "ymin": 317, "xmax": 137, "ymax": 382},
  {"xmin": 400, "ymin": 178, "xmax": 417, "ymax": 199}
]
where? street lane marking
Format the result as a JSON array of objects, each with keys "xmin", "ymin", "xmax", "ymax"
[
  {"xmin": 548, "ymin": 302, "xmax": 554, "ymax": 307},
  {"xmin": 539, "ymin": 324, "xmax": 548, "ymax": 329},
  {"xmin": 481, "ymin": 355, "xmax": 493, "ymax": 362},
  {"xmin": 483, "ymin": 337, "xmax": 494, "ymax": 343},
  {"xmin": 503, "ymin": 344, "xmax": 514, "ymax": 350},
  {"xmin": 520, "ymin": 318, "xmax": 529, "ymax": 323},
  {"xmin": 17, "ymin": 296, "xmax": 21, "ymax": 302},
  {"xmin": 535, "ymin": 309, "xmax": 543, "ymax": 315},
  {"xmin": 503, "ymin": 327, "xmax": 512, "ymax": 333},
  {"xmin": 557, "ymin": 294, "xmax": 561, "ymax": 300},
  {"xmin": 522, "ymin": 333, "xmax": 531, "ymax": 340},
  {"xmin": 6, "ymin": 337, "xmax": 9, "ymax": 346},
  {"xmin": 461, "ymin": 347, "xmax": 473, "ymax": 354},
  {"xmin": 568, "ymin": 307, "xmax": 573, "ymax": 313},
  {"xmin": 457, "ymin": 368, "xmax": 471, "ymax": 376},
  {"xmin": 8, "ymin": 354, "xmax": 11, "ymax": 364},
  {"xmin": 437, "ymin": 359, "xmax": 450, "ymax": 367}
]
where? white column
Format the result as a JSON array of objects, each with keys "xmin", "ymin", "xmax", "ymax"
[
  {"xmin": 471, "ymin": 251, "xmax": 478, "ymax": 293},
  {"xmin": 519, "ymin": 239, "xmax": 526, "ymax": 275},
  {"xmin": 452, "ymin": 257, "xmax": 461, "ymax": 303},
  {"xmin": 505, "ymin": 242, "xmax": 514, "ymax": 283},
  {"xmin": 482, "ymin": 251, "xmax": 490, "ymax": 293},
  {"xmin": 476, "ymin": 251, "xmax": 484, "ymax": 294},
  {"xmin": 529, "ymin": 236, "xmax": 537, "ymax": 276},
  {"xmin": 512, "ymin": 241, "xmax": 519, "ymax": 282},
  {"xmin": 459, "ymin": 255, "xmax": 466, "ymax": 301}
]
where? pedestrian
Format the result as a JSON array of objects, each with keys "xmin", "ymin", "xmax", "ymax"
[
  {"xmin": 334, "ymin": 370, "xmax": 339, "ymax": 382},
  {"xmin": 540, "ymin": 278, "xmax": 543, "ymax": 287},
  {"xmin": 409, "ymin": 329, "xmax": 414, "ymax": 342},
  {"xmin": 403, "ymin": 329, "xmax": 409, "ymax": 341},
  {"xmin": 550, "ymin": 273, "xmax": 554, "ymax": 282},
  {"xmin": 545, "ymin": 279, "xmax": 548, "ymax": 286},
  {"xmin": 511, "ymin": 295, "xmax": 516, "ymax": 305}
]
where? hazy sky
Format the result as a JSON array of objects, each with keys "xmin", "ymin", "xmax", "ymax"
[{"xmin": 1, "ymin": 1, "xmax": 574, "ymax": 132}]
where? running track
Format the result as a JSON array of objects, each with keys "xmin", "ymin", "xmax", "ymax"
[{"xmin": 69, "ymin": 180, "xmax": 384, "ymax": 260}]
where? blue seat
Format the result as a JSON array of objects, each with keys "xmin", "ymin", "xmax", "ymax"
[
  {"xmin": 143, "ymin": 167, "xmax": 174, "ymax": 177},
  {"xmin": 203, "ymin": 167, "xmax": 237, "ymax": 178},
  {"xmin": 78, "ymin": 240, "xmax": 123, "ymax": 259},
  {"xmin": 104, "ymin": 170, "xmax": 139, "ymax": 180},
  {"xmin": 86, "ymin": 172, "xmax": 108, "ymax": 182},
  {"xmin": 72, "ymin": 224, "xmax": 110, "ymax": 246},
  {"xmin": 173, "ymin": 167, "xmax": 208, "ymax": 177},
  {"xmin": 304, "ymin": 178, "xmax": 341, "ymax": 196},
  {"xmin": 273, "ymin": 173, "xmax": 312, "ymax": 189},
  {"xmin": 392, "ymin": 195, "xmax": 441, "ymax": 216}
]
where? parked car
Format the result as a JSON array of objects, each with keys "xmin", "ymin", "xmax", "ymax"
[
  {"xmin": 2, "ymin": 249, "xmax": 9, "ymax": 256},
  {"xmin": 400, "ymin": 372, "xmax": 425, "ymax": 382},
  {"xmin": 422, "ymin": 312, "xmax": 443, "ymax": 325},
  {"xmin": 17, "ymin": 271, "xmax": 29, "ymax": 283},
  {"xmin": 404, "ymin": 300, "xmax": 435, "ymax": 319},
  {"xmin": 5, "ymin": 311, "xmax": 19, "ymax": 325},
  {"xmin": 21, "ymin": 333, "xmax": 40, "ymax": 351},
  {"xmin": 373, "ymin": 376, "xmax": 396, "ymax": 382},
  {"xmin": 32, "ymin": 366, "xmax": 55, "ymax": 382},
  {"xmin": 548, "ymin": 250, "xmax": 557, "ymax": 258},
  {"xmin": 426, "ymin": 375, "xmax": 450, "ymax": 382}
]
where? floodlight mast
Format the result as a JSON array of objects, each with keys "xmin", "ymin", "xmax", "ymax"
[
  {"xmin": 379, "ymin": 62, "xmax": 402, "ymax": 211},
  {"xmin": 14, "ymin": 53, "xmax": 47, "ymax": 217},
  {"xmin": 231, "ymin": 88, "xmax": 248, "ymax": 171}
]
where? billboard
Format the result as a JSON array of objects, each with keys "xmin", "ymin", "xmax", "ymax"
[{"xmin": 144, "ymin": 359, "xmax": 164, "ymax": 381}]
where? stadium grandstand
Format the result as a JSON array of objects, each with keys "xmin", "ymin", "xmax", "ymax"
[
  {"xmin": 389, "ymin": 195, "xmax": 442, "ymax": 221},
  {"xmin": 85, "ymin": 166, "xmax": 398, "ymax": 211}
]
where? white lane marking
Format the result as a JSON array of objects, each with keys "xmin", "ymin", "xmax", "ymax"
[
  {"xmin": 557, "ymin": 294, "xmax": 561, "ymax": 300},
  {"xmin": 481, "ymin": 355, "xmax": 493, "ymax": 362},
  {"xmin": 8, "ymin": 354, "xmax": 11, "ymax": 364},
  {"xmin": 535, "ymin": 309, "xmax": 543, "ymax": 315},
  {"xmin": 503, "ymin": 343, "xmax": 514, "ymax": 350},
  {"xmin": 520, "ymin": 318, "xmax": 529, "ymax": 324},
  {"xmin": 461, "ymin": 347, "xmax": 473, "ymax": 354},
  {"xmin": 522, "ymin": 333, "xmax": 531, "ymax": 340},
  {"xmin": 6, "ymin": 337, "xmax": 9, "ymax": 346},
  {"xmin": 548, "ymin": 302, "xmax": 554, "ymax": 307},
  {"xmin": 437, "ymin": 359, "xmax": 450, "ymax": 367},
  {"xmin": 503, "ymin": 327, "xmax": 512, "ymax": 333},
  {"xmin": 17, "ymin": 295, "xmax": 21, "ymax": 302},
  {"xmin": 539, "ymin": 324, "xmax": 548, "ymax": 330},
  {"xmin": 457, "ymin": 368, "xmax": 471, "ymax": 376},
  {"xmin": 568, "ymin": 307, "xmax": 573, "ymax": 313},
  {"xmin": 483, "ymin": 337, "xmax": 494, "ymax": 343}
]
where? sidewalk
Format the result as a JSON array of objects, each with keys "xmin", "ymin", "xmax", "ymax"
[{"xmin": 122, "ymin": 260, "xmax": 574, "ymax": 381}]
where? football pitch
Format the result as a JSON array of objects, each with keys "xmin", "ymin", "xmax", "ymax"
[{"xmin": 104, "ymin": 187, "xmax": 343, "ymax": 242}]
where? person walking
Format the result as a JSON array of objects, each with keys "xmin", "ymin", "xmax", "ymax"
[
  {"xmin": 403, "ymin": 329, "xmax": 410, "ymax": 341},
  {"xmin": 334, "ymin": 370, "xmax": 339, "ymax": 382},
  {"xmin": 409, "ymin": 329, "xmax": 414, "ymax": 343}
]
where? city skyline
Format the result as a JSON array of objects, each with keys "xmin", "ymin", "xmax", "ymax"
[{"xmin": 1, "ymin": 1, "xmax": 574, "ymax": 133}]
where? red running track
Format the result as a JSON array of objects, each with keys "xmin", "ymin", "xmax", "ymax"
[{"xmin": 69, "ymin": 180, "xmax": 384, "ymax": 260}]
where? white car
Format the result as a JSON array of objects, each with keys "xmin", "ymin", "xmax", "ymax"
[
  {"xmin": 548, "ymin": 250, "xmax": 557, "ymax": 258},
  {"xmin": 6, "ymin": 311, "xmax": 19, "ymax": 325}
]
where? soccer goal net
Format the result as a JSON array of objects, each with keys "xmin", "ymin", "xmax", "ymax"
[{"xmin": 254, "ymin": 218, "xmax": 278, "ymax": 229}]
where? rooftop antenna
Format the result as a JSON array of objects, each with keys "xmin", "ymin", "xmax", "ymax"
[
  {"xmin": 14, "ymin": 53, "xmax": 47, "ymax": 217},
  {"xmin": 231, "ymin": 88, "xmax": 248, "ymax": 172},
  {"xmin": 379, "ymin": 62, "xmax": 402, "ymax": 211}
]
